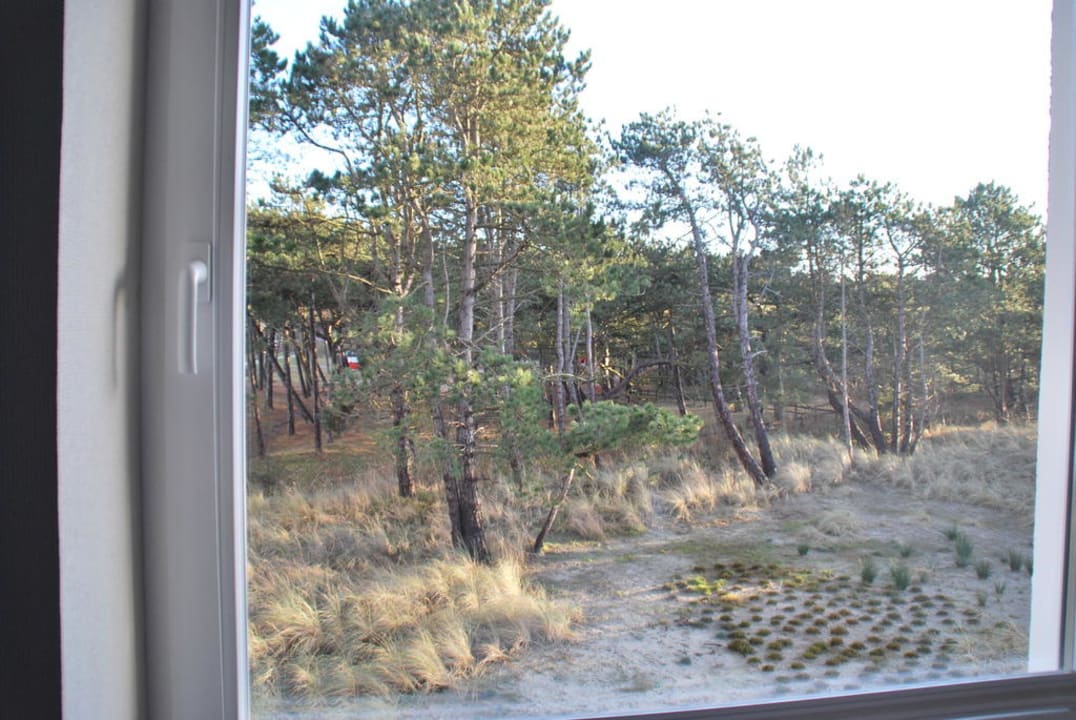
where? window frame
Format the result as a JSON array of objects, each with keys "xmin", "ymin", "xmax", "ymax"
[{"xmin": 139, "ymin": 0, "xmax": 1076, "ymax": 717}]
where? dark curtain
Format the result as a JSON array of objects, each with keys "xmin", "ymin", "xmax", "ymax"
[{"xmin": 0, "ymin": 3, "xmax": 64, "ymax": 717}]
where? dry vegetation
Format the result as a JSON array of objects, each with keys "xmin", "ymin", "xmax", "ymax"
[
  {"xmin": 247, "ymin": 469, "xmax": 578, "ymax": 699},
  {"xmin": 247, "ymin": 422, "xmax": 1036, "ymax": 706}
]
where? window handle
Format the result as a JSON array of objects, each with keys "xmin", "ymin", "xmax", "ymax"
[{"xmin": 181, "ymin": 258, "xmax": 209, "ymax": 374}]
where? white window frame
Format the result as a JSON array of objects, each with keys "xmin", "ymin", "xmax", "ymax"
[{"xmin": 139, "ymin": 1, "xmax": 1076, "ymax": 718}]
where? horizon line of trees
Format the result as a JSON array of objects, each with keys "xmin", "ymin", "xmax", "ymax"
[{"xmin": 245, "ymin": 0, "xmax": 1045, "ymax": 561}]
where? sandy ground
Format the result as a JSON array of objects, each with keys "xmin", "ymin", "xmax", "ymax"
[{"xmin": 254, "ymin": 478, "xmax": 1034, "ymax": 720}]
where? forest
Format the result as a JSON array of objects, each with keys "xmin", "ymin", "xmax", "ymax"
[{"xmin": 244, "ymin": 0, "xmax": 1044, "ymax": 712}]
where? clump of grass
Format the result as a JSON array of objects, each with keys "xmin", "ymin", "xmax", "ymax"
[
  {"xmin": 955, "ymin": 534, "xmax": 974, "ymax": 568},
  {"xmin": 975, "ymin": 560, "xmax": 992, "ymax": 580},
  {"xmin": 797, "ymin": 543, "xmax": 810, "ymax": 556},
  {"xmin": 943, "ymin": 525, "xmax": 961, "ymax": 541},
  {"xmin": 659, "ymin": 458, "xmax": 758, "ymax": 521},
  {"xmin": 861, "ymin": 556, "xmax": 878, "ymax": 585},
  {"xmin": 814, "ymin": 509, "xmax": 861, "ymax": 537},
  {"xmin": 890, "ymin": 563, "xmax": 911, "ymax": 591},
  {"xmin": 728, "ymin": 638, "xmax": 754, "ymax": 656},
  {"xmin": 1007, "ymin": 550, "xmax": 1024, "ymax": 572},
  {"xmin": 898, "ymin": 543, "xmax": 914, "ymax": 558},
  {"xmin": 995, "ymin": 581, "xmax": 1007, "ymax": 598},
  {"xmin": 248, "ymin": 557, "xmax": 577, "ymax": 697},
  {"xmin": 854, "ymin": 426, "xmax": 1036, "ymax": 515}
]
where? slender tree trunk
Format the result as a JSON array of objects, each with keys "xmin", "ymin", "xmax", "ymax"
[
  {"xmin": 533, "ymin": 467, "xmax": 577, "ymax": 554},
  {"xmin": 677, "ymin": 185, "xmax": 766, "ymax": 486},
  {"xmin": 908, "ymin": 330, "xmax": 929, "ymax": 454},
  {"xmin": 247, "ymin": 333, "xmax": 259, "ymax": 394},
  {"xmin": 811, "ymin": 271, "xmax": 871, "ymax": 450},
  {"xmin": 420, "ymin": 212, "xmax": 466, "ymax": 545},
  {"xmin": 667, "ymin": 320, "xmax": 687, "ymax": 416},
  {"xmin": 256, "ymin": 348, "xmax": 265, "ymax": 391},
  {"xmin": 505, "ymin": 266, "xmax": 518, "ymax": 356},
  {"xmin": 308, "ymin": 291, "xmax": 322, "ymax": 452},
  {"xmin": 553, "ymin": 279, "xmax": 568, "ymax": 434},
  {"xmin": 293, "ymin": 332, "xmax": 310, "ymax": 398},
  {"xmin": 283, "ymin": 343, "xmax": 296, "ymax": 435},
  {"xmin": 392, "ymin": 384, "xmax": 415, "ymax": 498},
  {"xmin": 265, "ymin": 329, "xmax": 275, "ymax": 410},
  {"xmin": 565, "ymin": 302, "xmax": 581, "ymax": 409},
  {"xmin": 248, "ymin": 325, "xmax": 265, "ymax": 459},
  {"xmin": 250, "ymin": 317, "xmax": 312, "ymax": 425},
  {"xmin": 733, "ymin": 252, "xmax": 776, "ymax": 477},
  {"xmin": 584, "ymin": 308, "xmax": 596, "ymax": 401},
  {"xmin": 851, "ymin": 237, "xmax": 887, "ymax": 453},
  {"xmin": 840, "ymin": 271, "xmax": 853, "ymax": 462},
  {"xmin": 891, "ymin": 260, "xmax": 907, "ymax": 453}
]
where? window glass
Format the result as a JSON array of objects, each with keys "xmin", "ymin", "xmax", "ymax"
[{"xmin": 242, "ymin": 2, "xmax": 1054, "ymax": 717}]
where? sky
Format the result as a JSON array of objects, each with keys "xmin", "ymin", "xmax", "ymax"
[{"xmin": 250, "ymin": 0, "xmax": 1052, "ymax": 213}]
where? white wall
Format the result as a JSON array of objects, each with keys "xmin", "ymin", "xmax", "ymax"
[{"xmin": 58, "ymin": 1, "xmax": 145, "ymax": 717}]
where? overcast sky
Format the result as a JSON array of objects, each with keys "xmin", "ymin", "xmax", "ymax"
[{"xmin": 250, "ymin": 0, "xmax": 1051, "ymax": 213}]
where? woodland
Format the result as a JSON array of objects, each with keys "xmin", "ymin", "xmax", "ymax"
[{"xmin": 244, "ymin": 0, "xmax": 1044, "ymax": 708}]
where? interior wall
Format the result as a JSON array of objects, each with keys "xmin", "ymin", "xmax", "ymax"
[{"xmin": 57, "ymin": 0, "xmax": 145, "ymax": 717}]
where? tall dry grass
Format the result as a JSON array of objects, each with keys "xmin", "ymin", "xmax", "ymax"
[
  {"xmin": 849, "ymin": 423, "xmax": 1037, "ymax": 516},
  {"xmin": 248, "ymin": 422, "xmax": 1036, "ymax": 699},
  {"xmin": 650, "ymin": 455, "xmax": 761, "ymax": 521},
  {"xmin": 559, "ymin": 462, "xmax": 653, "ymax": 539},
  {"xmin": 248, "ymin": 556, "xmax": 577, "ymax": 698},
  {"xmin": 247, "ymin": 465, "xmax": 578, "ymax": 699}
]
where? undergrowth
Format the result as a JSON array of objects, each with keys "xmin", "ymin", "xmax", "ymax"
[{"xmin": 247, "ymin": 422, "xmax": 1036, "ymax": 699}]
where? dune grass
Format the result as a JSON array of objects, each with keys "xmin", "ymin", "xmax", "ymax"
[
  {"xmin": 247, "ymin": 465, "xmax": 578, "ymax": 699},
  {"xmin": 247, "ymin": 422, "xmax": 1036, "ymax": 700}
]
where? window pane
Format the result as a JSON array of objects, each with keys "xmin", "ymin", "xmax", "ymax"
[{"xmin": 243, "ymin": 2, "xmax": 1055, "ymax": 717}]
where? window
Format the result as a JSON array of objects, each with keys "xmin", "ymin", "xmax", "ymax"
[{"xmin": 139, "ymin": 1, "xmax": 1076, "ymax": 718}]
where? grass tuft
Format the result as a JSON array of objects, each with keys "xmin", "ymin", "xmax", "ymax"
[
  {"xmin": 955, "ymin": 534, "xmax": 974, "ymax": 568},
  {"xmin": 860, "ymin": 556, "xmax": 878, "ymax": 585},
  {"xmin": 890, "ymin": 564, "xmax": 911, "ymax": 591}
]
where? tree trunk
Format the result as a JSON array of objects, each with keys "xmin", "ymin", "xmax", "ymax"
[
  {"xmin": 533, "ymin": 467, "xmax": 576, "ymax": 554},
  {"xmin": 456, "ymin": 400, "xmax": 489, "ymax": 561},
  {"xmin": 891, "ymin": 259, "xmax": 908, "ymax": 453},
  {"xmin": 293, "ymin": 333, "xmax": 310, "ymax": 398},
  {"xmin": 247, "ymin": 327, "xmax": 266, "ymax": 459},
  {"xmin": 283, "ymin": 343, "xmax": 296, "ymax": 435},
  {"xmin": 505, "ymin": 266, "xmax": 518, "ymax": 356},
  {"xmin": 907, "ymin": 330, "xmax": 929, "ymax": 455},
  {"xmin": 249, "ymin": 317, "xmax": 313, "ymax": 425},
  {"xmin": 553, "ymin": 279, "xmax": 568, "ymax": 435},
  {"xmin": 565, "ymin": 301, "xmax": 581, "ymax": 409},
  {"xmin": 453, "ymin": 189, "xmax": 489, "ymax": 562},
  {"xmin": 308, "ymin": 291, "xmax": 322, "ymax": 453},
  {"xmin": 584, "ymin": 308, "xmax": 596, "ymax": 401},
  {"xmin": 811, "ymin": 275, "xmax": 870, "ymax": 451},
  {"xmin": 264, "ymin": 329, "xmax": 275, "ymax": 410},
  {"xmin": 733, "ymin": 252, "xmax": 777, "ymax": 478},
  {"xmin": 840, "ymin": 270, "xmax": 853, "ymax": 462},
  {"xmin": 678, "ymin": 185, "xmax": 766, "ymax": 486},
  {"xmin": 667, "ymin": 320, "xmax": 687, "ymax": 416},
  {"xmin": 433, "ymin": 398, "xmax": 464, "ymax": 546},
  {"xmin": 392, "ymin": 384, "xmax": 415, "ymax": 498}
]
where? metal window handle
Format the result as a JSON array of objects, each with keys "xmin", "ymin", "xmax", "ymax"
[{"xmin": 182, "ymin": 259, "xmax": 209, "ymax": 374}]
